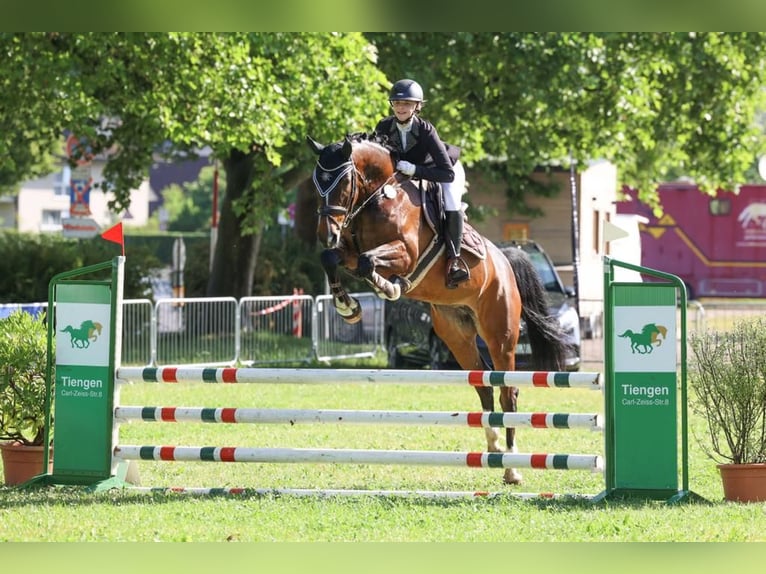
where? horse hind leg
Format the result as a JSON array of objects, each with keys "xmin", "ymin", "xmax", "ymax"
[
  {"xmin": 431, "ymin": 307, "xmax": 502, "ymax": 448},
  {"xmin": 477, "ymin": 312, "xmax": 522, "ymax": 484},
  {"xmin": 432, "ymin": 306, "xmax": 518, "ymax": 483},
  {"xmin": 500, "ymin": 386, "xmax": 522, "ymax": 485},
  {"xmin": 476, "ymin": 382, "xmax": 521, "ymax": 485},
  {"xmin": 468, "ymin": 374, "xmax": 503, "ymax": 455}
]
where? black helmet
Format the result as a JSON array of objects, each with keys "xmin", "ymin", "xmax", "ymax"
[{"xmin": 389, "ymin": 79, "xmax": 425, "ymax": 103}]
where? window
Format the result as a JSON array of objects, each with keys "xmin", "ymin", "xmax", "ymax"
[
  {"xmin": 593, "ymin": 210, "xmax": 602, "ymax": 253},
  {"xmin": 710, "ymin": 198, "xmax": 731, "ymax": 216},
  {"xmin": 41, "ymin": 210, "xmax": 64, "ymax": 226},
  {"xmin": 53, "ymin": 165, "xmax": 71, "ymax": 197},
  {"xmin": 503, "ymin": 222, "xmax": 529, "ymax": 242}
]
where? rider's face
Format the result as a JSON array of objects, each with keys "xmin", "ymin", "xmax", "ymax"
[{"xmin": 390, "ymin": 100, "xmax": 417, "ymax": 122}]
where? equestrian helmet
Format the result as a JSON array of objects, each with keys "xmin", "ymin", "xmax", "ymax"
[{"xmin": 389, "ymin": 79, "xmax": 425, "ymax": 103}]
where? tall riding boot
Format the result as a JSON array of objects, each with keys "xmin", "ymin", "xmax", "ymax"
[{"xmin": 444, "ymin": 210, "xmax": 470, "ymax": 289}]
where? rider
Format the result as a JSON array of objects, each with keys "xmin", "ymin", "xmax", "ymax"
[{"xmin": 373, "ymin": 78, "xmax": 470, "ymax": 289}]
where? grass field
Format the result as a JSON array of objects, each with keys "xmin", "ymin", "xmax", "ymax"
[{"xmin": 2, "ymin": 364, "xmax": 766, "ymax": 543}]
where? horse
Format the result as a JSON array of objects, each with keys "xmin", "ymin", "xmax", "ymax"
[
  {"xmin": 306, "ymin": 132, "xmax": 570, "ymax": 484},
  {"xmin": 619, "ymin": 323, "xmax": 667, "ymax": 354},
  {"xmin": 61, "ymin": 320, "xmax": 102, "ymax": 349}
]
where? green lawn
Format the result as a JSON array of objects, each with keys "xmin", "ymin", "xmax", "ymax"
[{"xmin": 1, "ymin": 367, "xmax": 765, "ymax": 542}]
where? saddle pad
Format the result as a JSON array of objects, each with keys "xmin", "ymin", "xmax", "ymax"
[
  {"xmin": 397, "ymin": 182, "xmax": 487, "ymax": 292},
  {"xmin": 418, "ymin": 183, "xmax": 486, "ymax": 260}
]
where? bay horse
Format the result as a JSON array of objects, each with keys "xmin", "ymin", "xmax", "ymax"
[{"xmin": 307, "ymin": 132, "xmax": 569, "ymax": 484}]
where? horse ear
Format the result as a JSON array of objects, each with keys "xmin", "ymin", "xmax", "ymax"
[
  {"xmin": 306, "ymin": 136, "xmax": 324, "ymax": 155},
  {"xmin": 342, "ymin": 137, "xmax": 353, "ymax": 159}
]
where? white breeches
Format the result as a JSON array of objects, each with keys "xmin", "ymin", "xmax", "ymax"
[{"xmin": 442, "ymin": 160, "xmax": 466, "ymax": 211}]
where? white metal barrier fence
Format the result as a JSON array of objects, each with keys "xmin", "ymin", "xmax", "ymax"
[
  {"xmin": 5, "ymin": 296, "xmax": 757, "ymax": 368},
  {"xmin": 120, "ymin": 292, "xmax": 385, "ymax": 367}
]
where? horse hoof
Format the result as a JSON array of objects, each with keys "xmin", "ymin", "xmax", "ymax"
[
  {"xmin": 377, "ymin": 281, "xmax": 401, "ymax": 301},
  {"xmin": 503, "ymin": 469, "xmax": 523, "ymax": 485},
  {"xmin": 342, "ymin": 308, "xmax": 362, "ymax": 324}
]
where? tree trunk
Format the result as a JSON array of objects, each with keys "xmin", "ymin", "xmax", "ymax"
[
  {"xmin": 294, "ymin": 176, "xmax": 319, "ymax": 247},
  {"xmin": 207, "ymin": 148, "xmax": 261, "ymax": 298}
]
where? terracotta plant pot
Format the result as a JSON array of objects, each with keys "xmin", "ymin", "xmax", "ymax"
[
  {"xmin": 0, "ymin": 442, "xmax": 53, "ymax": 486},
  {"xmin": 717, "ymin": 463, "xmax": 766, "ymax": 503}
]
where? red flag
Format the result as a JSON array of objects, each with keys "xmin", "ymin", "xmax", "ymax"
[{"xmin": 101, "ymin": 222, "xmax": 125, "ymax": 256}]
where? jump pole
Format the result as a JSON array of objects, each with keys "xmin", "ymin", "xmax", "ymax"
[
  {"xmin": 116, "ymin": 366, "xmax": 602, "ymax": 388},
  {"xmin": 114, "ymin": 406, "xmax": 602, "ymax": 430},
  {"xmin": 28, "ymin": 255, "xmax": 705, "ymax": 503},
  {"xmin": 125, "ymin": 487, "xmax": 583, "ymax": 500}
]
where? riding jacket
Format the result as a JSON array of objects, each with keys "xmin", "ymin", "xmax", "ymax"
[{"xmin": 374, "ymin": 115, "xmax": 459, "ymax": 183}]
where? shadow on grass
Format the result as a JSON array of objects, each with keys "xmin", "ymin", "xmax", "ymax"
[{"xmin": 0, "ymin": 484, "xmax": 713, "ymax": 511}]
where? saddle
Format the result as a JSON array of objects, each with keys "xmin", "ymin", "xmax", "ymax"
[{"xmin": 397, "ymin": 179, "xmax": 486, "ymax": 292}]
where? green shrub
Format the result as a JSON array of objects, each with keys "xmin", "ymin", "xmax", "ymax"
[
  {"xmin": 0, "ymin": 310, "xmax": 50, "ymax": 446},
  {"xmin": 0, "ymin": 231, "xmax": 164, "ymax": 302},
  {"xmin": 689, "ymin": 317, "xmax": 766, "ymax": 464}
]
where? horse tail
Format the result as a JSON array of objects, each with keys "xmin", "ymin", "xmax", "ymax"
[{"xmin": 506, "ymin": 247, "xmax": 569, "ymax": 371}]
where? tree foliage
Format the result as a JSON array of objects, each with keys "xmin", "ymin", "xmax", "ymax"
[
  {"xmin": 0, "ymin": 32, "xmax": 388, "ymax": 297},
  {"xmin": 161, "ymin": 166, "xmax": 221, "ymax": 232},
  {"xmin": 2, "ymin": 32, "xmax": 766, "ymax": 296},
  {"xmin": 368, "ymin": 32, "xmax": 766, "ymax": 212}
]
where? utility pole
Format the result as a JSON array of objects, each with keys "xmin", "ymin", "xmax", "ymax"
[{"xmin": 569, "ymin": 152, "xmax": 581, "ymax": 316}]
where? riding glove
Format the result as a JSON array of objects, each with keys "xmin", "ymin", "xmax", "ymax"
[{"xmin": 396, "ymin": 160, "xmax": 416, "ymax": 176}]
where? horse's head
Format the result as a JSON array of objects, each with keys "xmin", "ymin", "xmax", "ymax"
[{"xmin": 307, "ymin": 134, "xmax": 396, "ymax": 248}]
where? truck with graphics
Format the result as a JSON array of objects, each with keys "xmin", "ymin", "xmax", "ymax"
[{"xmin": 617, "ymin": 182, "xmax": 766, "ymax": 299}]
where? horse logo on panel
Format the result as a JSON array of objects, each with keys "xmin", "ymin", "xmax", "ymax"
[
  {"xmin": 737, "ymin": 202, "xmax": 766, "ymax": 230},
  {"xmin": 61, "ymin": 319, "xmax": 103, "ymax": 349},
  {"xmin": 618, "ymin": 323, "xmax": 667, "ymax": 354}
]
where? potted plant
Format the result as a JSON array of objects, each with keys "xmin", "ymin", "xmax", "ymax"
[
  {"xmin": 0, "ymin": 309, "xmax": 52, "ymax": 485},
  {"xmin": 688, "ymin": 316, "xmax": 766, "ymax": 502}
]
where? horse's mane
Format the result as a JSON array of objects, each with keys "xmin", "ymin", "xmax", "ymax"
[
  {"xmin": 347, "ymin": 131, "xmax": 397, "ymax": 155},
  {"xmin": 346, "ymin": 131, "xmax": 370, "ymax": 143}
]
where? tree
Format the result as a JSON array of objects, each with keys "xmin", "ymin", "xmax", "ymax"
[
  {"xmin": 4, "ymin": 32, "xmax": 766, "ymax": 295},
  {"xmin": 367, "ymin": 32, "xmax": 766, "ymax": 213},
  {"xmin": 0, "ymin": 32, "xmax": 388, "ymax": 297},
  {"xmin": 160, "ymin": 166, "xmax": 220, "ymax": 232}
]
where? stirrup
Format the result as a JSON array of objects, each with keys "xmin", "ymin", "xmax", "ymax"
[{"xmin": 445, "ymin": 257, "xmax": 469, "ymax": 289}]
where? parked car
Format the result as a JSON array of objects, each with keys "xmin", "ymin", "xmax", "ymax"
[{"xmin": 384, "ymin": 240, "xmax": 581, "ymax": 371}]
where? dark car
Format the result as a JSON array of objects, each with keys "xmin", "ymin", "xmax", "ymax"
[{"xmin": 384, "ymin": 240, "xmax": 581, "ymax": 371}]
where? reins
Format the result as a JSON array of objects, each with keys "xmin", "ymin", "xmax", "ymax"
[{"xmin": 342, "ymin": 168, "xmax": 397, "ymax": 229}]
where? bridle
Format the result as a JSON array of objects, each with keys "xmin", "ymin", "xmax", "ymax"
[{"xmin": 314, "ymin": 149, "xmax": 397, "ymax": 241}]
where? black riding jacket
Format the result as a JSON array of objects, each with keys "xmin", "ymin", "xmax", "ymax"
[{"xmin": 374, "ymin": 115, "xmax": 457, "ymax": 183}]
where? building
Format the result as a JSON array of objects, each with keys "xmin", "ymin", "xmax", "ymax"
[
  {"xmin": 0, "ymin": 155, "xmax": 154, "ymax": 235},
  {"xmin": 0, "ymin": 150, "xmax": 211, "ymax": 235},
  {"xmin": 465, "ymin": 160, "xmax": 634, "ymax": 329}
]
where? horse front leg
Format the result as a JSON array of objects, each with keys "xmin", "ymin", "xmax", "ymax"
[
  {"xmin": 320, "ymin": 247, "xmax": 361, "ymax": 324},
  {"xmin": 357, "ymin": 240, "xmax": 413, "ymax": 301}
]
